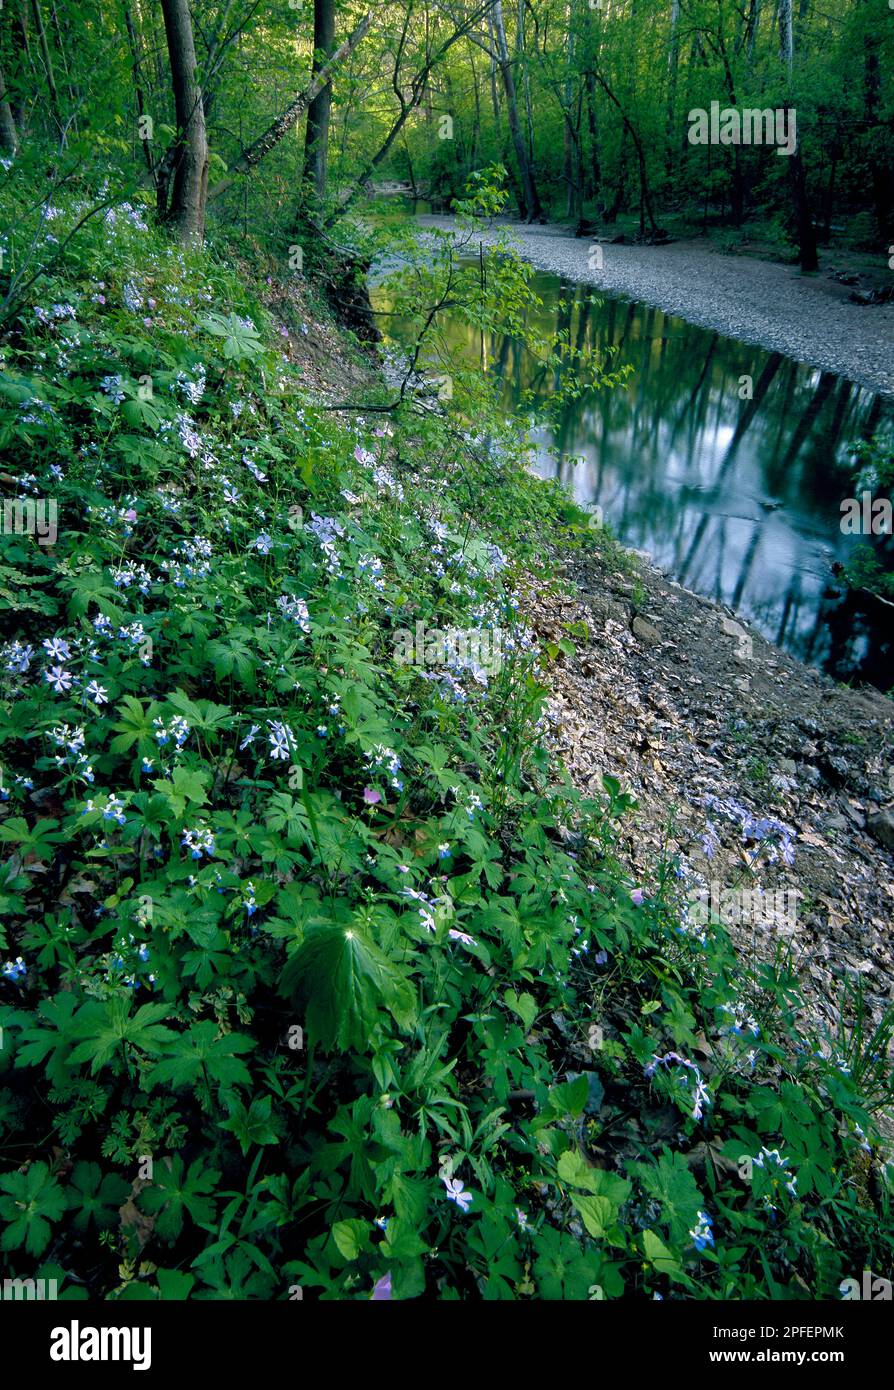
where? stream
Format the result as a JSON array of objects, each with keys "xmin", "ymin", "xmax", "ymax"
[{"xmin": 371, "ymin": 260, "xmax": 893, "ymax": 690}]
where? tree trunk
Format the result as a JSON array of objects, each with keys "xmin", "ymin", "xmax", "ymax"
[
  {"xmin": 777, "ymin": 0, "xmax": 817, "ymax": 270},
  {"xmin": 584, "ymin": 71, "xmax": 601, "ymax": 205},
  {"xmin": 517, "ymin": 0, "xmax": 534, "ymax": 162},
  {"xmin": 0, "ymin": 65, "xmax": 18, "ymax": 154},
  {"xmin": 563, "ymin": 24, "xmax": 575, "ymax": 218},
  {"xmin": 302, "ymin": 0, "xmax": 336, "ymax": 204},
  {"xmin": 667, "ymin": 0, "xmax": 680, "ymax": 139},
  {"xmin": 31, "ymin": 0, "xmax": 63, "ymax": 140},
  {"xmin": 160, "ymin": 0, "xmax": 209, "ymax": 242},
  {"xmin": 492, "ymin": 0, "xmax": 544, "ymax": 222},
  {"xmin": 468, "ymin": 42, "xmax": 481, "ymax": 167},
  {"xmin": 778, "ymin": 0, "xmax": 793, "ymax": 70},
  {"xmin": 123, "ymin": 1, "xmax": 156, "ymax": 186},
  {"xmin": 789, "ymin": 148, "xmax": 818, "ymax": 271}
]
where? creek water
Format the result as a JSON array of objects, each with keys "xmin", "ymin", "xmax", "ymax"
[{"xmin": 371, "ymin": 261, "xmax": 893, "ymax": 690}]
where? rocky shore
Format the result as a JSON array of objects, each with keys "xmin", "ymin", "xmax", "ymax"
[{"xmin": 419, "ymin": 215, "xmax": 894, "ymax": 399}]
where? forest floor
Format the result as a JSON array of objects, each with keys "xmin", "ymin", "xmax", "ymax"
[{"xmin": 418, "ymin": 215, "xmax": 894, "ymax": 398}]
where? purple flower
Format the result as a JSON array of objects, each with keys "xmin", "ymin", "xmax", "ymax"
[
  {"xmin": 630, "ymin": 888, "xmax": 644, "ymax": 907},
  {"xmin": 371, "ymin": 1272, "xmax": 392, "ymax": 1301},
  {"xmin": 363, "ymin": 787, "xmax": 382, "ymax": 805}
]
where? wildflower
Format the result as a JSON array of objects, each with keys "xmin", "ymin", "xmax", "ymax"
[
  {"xmin": 101, "ymin": 374, "xmax": 126, "ymax": 404},
  {"xmin": 85, "ymin": 680, "xmax": 109, "ymax": 705},
  {"xmin": 253, "ymin": 532, "xmax": 273, "ymax": 555},
  {"xmin": 363, "ymin": 787, "xmax": 381, "ymax": 805},
  {"xmin": 239, "ymin": 724, "xmax": 261, "ymax": 751},
  {"xmin": 689, "ymin": 1210, "xmax": 714, "ymax": 1251},
  {"xmin": 102, "ymin": 795, "xmax": 127, "ymax": 825},
  {"xmin": 2, "ymin": 956, "xmax": 26, "ymax": 981},
  {"xmin": 630, "ymin": 887, "xmax": 644, "ymax": 907},
  {"xmin": 441, "ymin": 1174, "xmax": 473, "ymax": 1214},
  {"xmin": 645, "ymin": 1051, "xmax": 711, "ymax": 1120},
  {"xmin": 182, "ymin": 826, "xmax": 215, "ymax": 860},
  {"xmin": 277, "ymin": 594, "xmax": 310, "ymax": 631},
  {"xmin": 2, "ymin": 640, "xmax": 34, "ymax": 674},
  {"xmin": 267, "ymin": 721, "xmax": 296, "ymax": 761},
  {"xmin": 371, "ymin": 1273, "xmax": 392, "ymax": 1301},
  {"xmin": 43, "ymin": 637, "xmax": 72, "ymax": 663},
  {"xmin": 700, "ymin": 821, "xmax": 720, "ymax": 859},
  {"xmin": 45, "ymin": 666, "xmax": 73, "ymax": 694},
  {"xmin": 122, "ymin": 281, "xmax": 144, "ymax": 313},
  {"xmin": 438, "ymin": 843, "xmax": 452, "ymax": 860}
]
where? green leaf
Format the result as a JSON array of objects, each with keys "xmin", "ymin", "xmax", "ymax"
[
  {"xmin": 68, "ymin": 1162, "xmax": 130, "ymax": 1233},
  {"xmin": 331, "ymin": 1218, "xmax": 371, "ymax": 1261},
  {"xmin": 69, "ymin": 1000, "xmax": 176, "ymax": 1074},
  {"xmin": 282, "ymin": 920, "xmax": 417, "ymax": 1052},
  {"xmin": 0, "ymin": 1162, "xmax": 67, "ymax": 1257},
  {"xmin": 572, "ymin": 1194, "xmax": 615, "ymax": 1239},
  {"xmin": 503, "ymin": 989, "xmax": 537, "ymax": 1032},
  {"xmin": 642, "ymin": 1229, "xmax": 686, "ymax": 1282},
  {"xmin": 218, "ymin": 1094, "xmax": 278, "ymax": 1156},
  {"xmin": 548, "ymin": 1073, "xmax": 590, "ymax": 1117},
  {"xmin": 557, "ymin": 1149, "xmax": 598, "ymax": 1191},
  {"xmin": 637, "ymin": 1149, "xmax": 704, "ymax": 1245},
  {"xmin": 156, "ymin": 1269, "xmax": 195, "ymax": 1300},
  {"xmin": 148, "ymin": 1021, "xmax": 254, "ymax": 1091},
  {"xmin": 138, "ymin": 1156, "xmax": 220, "ymax": 1243}
]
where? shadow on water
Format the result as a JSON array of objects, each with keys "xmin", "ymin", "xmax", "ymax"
[{"xmin": 373, "ymin": 263, "xmax": 893, "ymax": 691}]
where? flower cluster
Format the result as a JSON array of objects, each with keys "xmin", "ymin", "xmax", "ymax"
[
  {"xmin": 644, "ymin": 1051, "xmax": 711, "ymax": 1121},
  {"xmin": 365, "ymin": 744, "xmax": 403, "ymax": 792}
]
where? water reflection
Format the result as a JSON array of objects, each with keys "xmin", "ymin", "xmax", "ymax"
[{"xmin": 374, "ymin": 265, "xmax": 893, "ymax": 690}]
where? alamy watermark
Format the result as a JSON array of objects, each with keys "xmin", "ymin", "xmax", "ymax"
[
  {"xmin": 839, "ymin": 1269, "xmax": 892, "ymax": 1301},
  {"xmin": 839, "ymin": 492, "xmax": 892, "ymax": 535},
  {"xmin": 688, "ymin": 103, "xmax": 797, "ymax": 157},
  {"xmin": 2, "ymin": 1276, "xmax": 59, "ymax": 1300},
  {"xmin": 1, "ymin": 497, "xmax": 58, "ymax": 545},
  {"xmin": 393, "ymin": 621, "xmax": 504, "ymax": 674},
  {"xmin": 687, "ymin": 881, "xmax": 800, "ymax": 934}
]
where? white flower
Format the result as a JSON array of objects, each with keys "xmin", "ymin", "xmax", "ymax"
[
  {"xmin": 45, "ymin": 665, "xmax": 73, "ymax": 693},
  {"xmin": 267, "ymin": 720, "xmax": 296, "ymax": 761},
  {"xmin": 43, "ymin": 637, "xmax": 72, "ymax": 662},
  {"xmin": 441, "ymin": 1175, "xmax": 473, "ymax": 1213}
]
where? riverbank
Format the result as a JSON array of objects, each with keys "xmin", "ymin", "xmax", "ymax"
[{"xmin": 418, "ymin": 215, "xmax": 894, "ymax": 399}]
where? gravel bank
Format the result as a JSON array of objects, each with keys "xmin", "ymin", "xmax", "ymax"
[{"xmin": 419, "ymin": 215, "xmax": 894, "ymax": 398}]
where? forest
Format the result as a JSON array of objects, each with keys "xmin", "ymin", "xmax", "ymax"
[{"xmin": 0, "ymin": 0, "xmax": 893, "ymax": 1338}]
